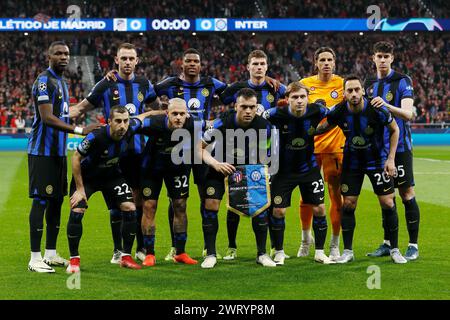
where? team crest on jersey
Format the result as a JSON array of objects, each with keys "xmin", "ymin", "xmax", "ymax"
[
  {"xmin": 274, "ymin": 196, "xmax": 282, "ymax": 205},
  {"xmin": 39, "ymin": 82, "xmax": 47, "ymax": 92},
  {"xmin": 143, "ymin": 187, "xmax": 152, "ymax": 197},
  {"xmin": 125, "ymin": 103, "xmax": 136, "ymax": 115},
  {"xmin": 45, "ymin": 185, "xmax": 53, "ymax": 195},
  {"xmin": 188, "ymin": 98, "xmax": 201, "ymax": 109},
  {"xmin": 385, "ymin": 91, "xmax": 393, "ymax": 102},
  {"xmin": 307, "ymin": 126, "xmax": 315, "ymax": 136},
  {"xmin": 330, "ymin": 90, "xmax": 339, "ymax": 99},
  {"xmin": 341, "ymin": 184, "xmax": 349, "ymax": 193},
  {"xmin": 201, "ymin": 88, "xmax": 210, "ymax": 97},
  {"xmin": 206, "ymin": 187, "xmax": 215, "ymax": 196},
  {"xmin": 266, "ymin": 94, "xmax": 274, "ymax": 103},
  {"xmin": 352, "ymin": 136, "xmax": 366, "ymax": 146},
  {"xmin": 137, "ymin": 92, "xmax": 144, "ymax": 102},
  {"xmin": 365, "ymin": 126, "xmax": 374, "ymax": 135}
]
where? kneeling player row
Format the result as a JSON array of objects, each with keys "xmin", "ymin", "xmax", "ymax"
[{"xmin": 65, "ymin": 77, "xmax": 407, "ymax": 273}]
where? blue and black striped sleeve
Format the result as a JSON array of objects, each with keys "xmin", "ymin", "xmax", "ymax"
[
  {"xmin": 219, "ymin": 83, "xmax": 239, "ymax": 104},
  {"xmin": 86, "ymin": 79, "xmax": 109, "ymax": 107},
  {"xmin": 213, "ymin": 78, "xmax": 227, "ymax": 95},
  {"xmin": 378, "ymin": 106, "xmax": 393, "ymax": 125},
  {"xmin": 77, "ymin": 132, "xmax": 97, "ymax": 157},
  {"xmin": 399, "ymin": 76, "xmax": 414, "ymax": 100},
  {"xmin": 35, "ymin": 75, "xmax": 56, "ymax": 105},
  {"xmin": 277, "ymin": 83, "xmax": 287, "ymax": 99},
  {"xmin": 144, "ymin": 80, "xmax": 158, "ymax": 103}
]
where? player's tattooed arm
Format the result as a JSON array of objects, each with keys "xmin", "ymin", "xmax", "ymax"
[
  {"xmin": 70, "ymin": 150, "xmax": 87, "ymax": 208},
  {"xmin": 384, "ymin": 118, "xmax": 399, "ymax": 177},
  {"xmin": 70, "ymin": 98, "xmax": 95, "ymax": 120}
]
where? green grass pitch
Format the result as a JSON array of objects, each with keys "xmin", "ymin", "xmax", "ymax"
[{"xmin": 0, "ymin": 146, "xmax": 449, "ymax": 300}]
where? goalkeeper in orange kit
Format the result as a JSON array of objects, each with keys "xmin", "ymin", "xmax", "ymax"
[{"xmin": 297, "ymin": 47, "xmax": 345, "ymax": 260}]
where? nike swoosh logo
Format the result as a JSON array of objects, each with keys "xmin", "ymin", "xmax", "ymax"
[
  {"xmin": 177, "ymin": 92, "xmax": 184, "ymax": 96},
  {"xmin": 319, "ymin": 197, "xmax": 324, "ymax": 201},
  {"xmin": 126, "ymin": 197, "xmax": 133, "ymax": 200},
  {"xmin": 383, "ymin": 187, "xmax": 392, "ymax": 192},
  {"xmin": 181, "ymin": 192, "xmax": 188, "ymax": 196},
  {"xmin": 113, "ymin": 96, "xmax": 120, "ymax": 100},
  {"xmin": 37, "ymin": 229, "xmax": 44, "ymax": 232},
  {"xmin": 130, "ymin": 233, "xmax": 136, "ymax": 236},
  {"xmin": 408, "ymin": 220, "xmax": 418, "ymax": 224},
  {"xmin": 68, "ymin": 235, "xmax": 78, "ymax": 238},
  {"xmin": 398, "ymin": 181, "xmax": 406, "ymax": 185}
]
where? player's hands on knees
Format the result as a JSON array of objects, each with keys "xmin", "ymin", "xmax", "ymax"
[
  {"xmin": 70, "ymin": 189, "xmax": 87, "ymax": 209},
  {"xmin": 371, "ymin": 97, "xmax": 387, "ymax": 108},
  {"xmin": 213, "ymin": 162, "xmax": 236, "ymax": 176},
  {"xmin": 82, "ymin": 123, "xmax": 104, "ymax": 135},
  {"xmin": 104, "ymin": 69, "xmax": 118, "ymax": 82},
  {"xmin": 384, "ymin": 158, "xmax": 396, "ymax": 177}
]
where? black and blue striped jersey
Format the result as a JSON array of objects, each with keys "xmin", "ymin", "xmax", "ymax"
[
  {"xmin": 203, "ymin": 110, "xmax": 274, "ymax": 166},
  {"xmin": 86, "ymin": 74, "xmax": 157, "ymax": 155},
  {"xmin": 327, "ymin": 99, "xmax": 393, "ymax": 171},
  {"xmin": 77, "ymin": 118, "xmax": 144, "ymax": 177},
  {"xmin": 221, "ymin": 80, "xmax": 287, "ymax": 114},
  {"xmin": 155, "ymin": 76, "xmax": 226, "ymax": 121},
  {"xmin": 365, "ymin": 70, "xmax": 414, "ymax": 152},
  {"xmin": 27, "ymin": 67, "xmax": 70, "ymax": 157},
  {"xmin": 263, "ymin": 104, "xmax": 328, "ymax": 174},
  {"xmin": 139, "ymin": 115, "xmax": 205, "ymax": 170}
]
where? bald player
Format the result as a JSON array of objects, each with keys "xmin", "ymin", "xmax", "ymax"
[{"xmin": 138, "ymin": 98, "xmax": 201, "ymax": 266}]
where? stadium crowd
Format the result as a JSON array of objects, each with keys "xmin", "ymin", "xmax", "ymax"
[
  {"xmin": 0, "ymin": 31, "xmax": 447, "ymax": 131},
  {"xmin": 2, "ymin": 0, "xmax": 447, "ymax": 18}
]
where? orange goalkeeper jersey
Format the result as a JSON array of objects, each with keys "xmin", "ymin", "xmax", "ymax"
[{"xmin": 300, "ymin": 75, "xmax": 345, "ymax": 154}]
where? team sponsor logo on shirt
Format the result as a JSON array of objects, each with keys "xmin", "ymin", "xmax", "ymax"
[
  {"xmin": 385, "ymin": 91, "xmax": 393, "ymax": 102},
  {"xmin": 46, "ymin": 185, "xmax": 53, "ymax": 195},
  {"xmin": 201, "ymin": 88, "xmax": 210, "ymax": 97},
  {"xmin": 142, "ymin": 187, "xmax": 152, "ymax": 197},
  {"xmin": 188, "ymin": 98, "xmax": 201, "ymax": 109},
  {"xmin": 137, "ymin": 92, "xmax": 144, "ymax": 102},
  {"xmin": 330, "ymin": 90, "xmax": 339, "ymax": 99},
  {"xmin": 125, "ymin": 103, "xmax": 136, "ymax": 115},
  {"xmin": 266, "ymin": 94, "xmax": 274, "ymax": 103},
  {"xmin": 274, "ymin": 196, "xmax": 283, "ymax": 205},
  {"xmin": 206, "ymin": 187, "xmax": 215, "ymax": 196},
  {"xmin": 287, "ymin": 137, "xmax": 307, "ymax": 150},
  {"xmin": 352, "ymin": 136, "xmax": 366, "ymax": 146}
]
